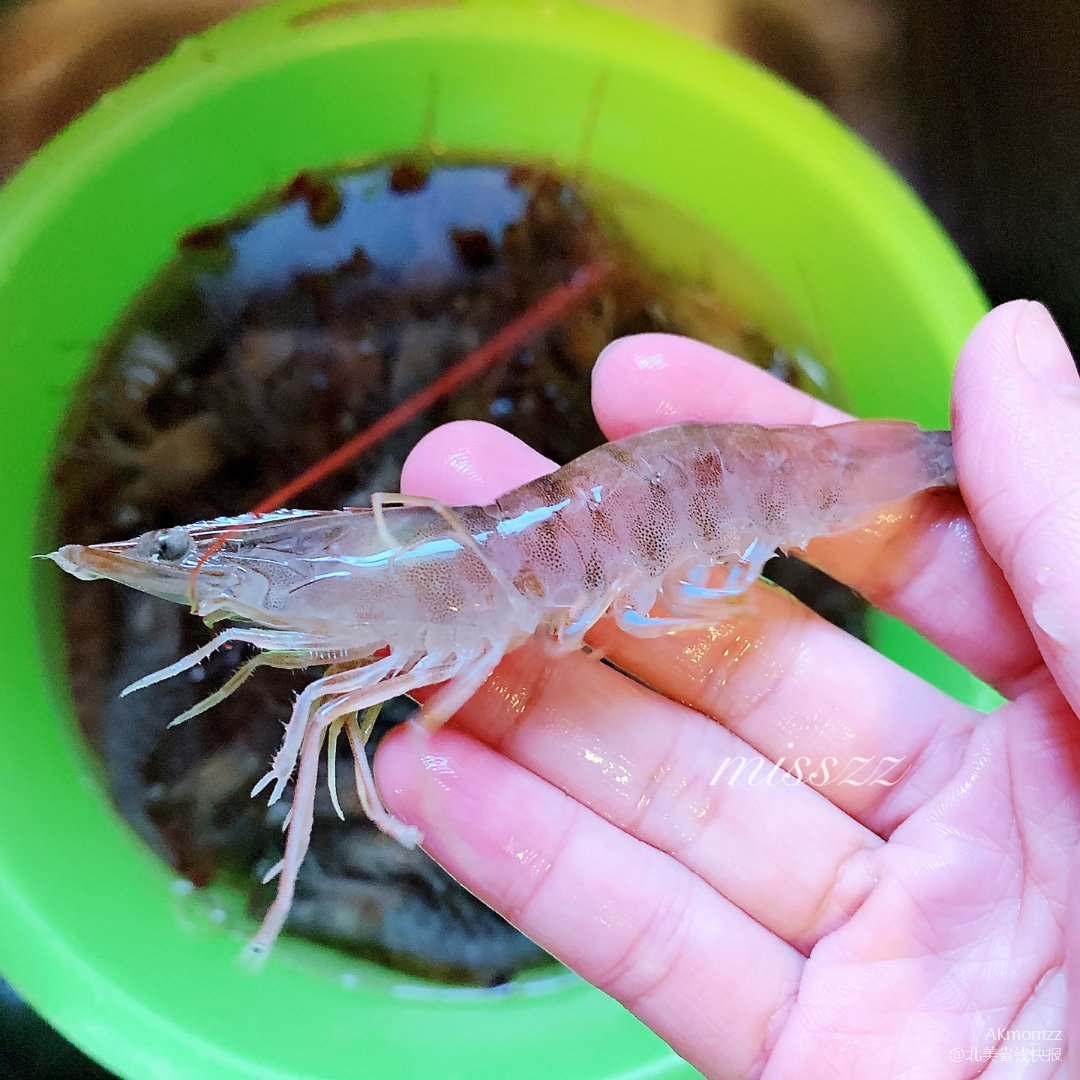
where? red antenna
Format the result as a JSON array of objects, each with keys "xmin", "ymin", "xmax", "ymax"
[{"xmin": 187, "ymin": 260, "xmax": 610, "ymax": 600}]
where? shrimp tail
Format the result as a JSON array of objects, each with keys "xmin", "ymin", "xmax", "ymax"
[{"xmin": 812, "ymin": 421, "xmax": 959, "ymax": 523}]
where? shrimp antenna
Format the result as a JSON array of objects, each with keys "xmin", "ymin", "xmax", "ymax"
[{"xmin": 185, "ymin": 262, "xmax": 610, "ymax": 599}]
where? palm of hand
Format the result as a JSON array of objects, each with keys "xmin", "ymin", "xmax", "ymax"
[
  {"xmin": 779, "ymin": 680, "xmax": 1076, "ymax": 1076},
  {"xmin": 377, "ymin": 301, "xmax": 1080, "ymax": 1078}
]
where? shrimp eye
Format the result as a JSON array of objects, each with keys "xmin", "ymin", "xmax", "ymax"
[{"xmin": 138, "ymin": 527, "xmax": 192, "ymax": 562}]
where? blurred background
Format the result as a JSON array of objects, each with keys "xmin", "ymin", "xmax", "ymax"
[
  {"xmin": 1, "ymin": 0, "xmax": 1076, "ymax": 1074},
  {"xmin": 4, "ymin": 0, "xmax": 1078, "ymax": 349}
]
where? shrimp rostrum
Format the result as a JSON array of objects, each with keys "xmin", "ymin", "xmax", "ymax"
[{"xmin": 45, "ymin": 419, "xmax": 957, "ymax": 957}]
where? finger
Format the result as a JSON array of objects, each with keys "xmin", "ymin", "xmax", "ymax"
[
  {"xmin": 586, "ymin": 583, "xmax": 976, "ymax": 836},
  {"xmin": 1068, "ymin": 850, "xmax": 1080, "ymax": 1058},
  {"xmin": 952, "ymin": 300, "xmax": 1080, "ymax": 712},
  {"xmin": 376, "ymin": 725, "xmax": 801, "ymax": 1078},
  {"xmin": 417, "ymin": 638, "xmax": 884, "ymax": 952},
  {"xmin": 400, "ymin": 419, "xmax": 555, "ymax": 506},
  {"xmin": 591, "ymin": 330, "xmax": 1039, "ymax": 693},
  {"xmin": 403, "ymin": 421, "xmax": 978, "ymax": 836}
]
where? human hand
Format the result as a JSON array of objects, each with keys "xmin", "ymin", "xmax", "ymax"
[{"xmin": 376, "ymin": 301, "xmax": 1080, "ymax": 1078}]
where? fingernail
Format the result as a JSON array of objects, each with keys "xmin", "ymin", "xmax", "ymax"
[
  {"xmin": 593, "ymin": 335, "xmax": 666, "ymax": 378},
  {"xmin": 1015, "ymin": 302, "xmax": 1080, "ymax": 395},
  {"xmin": 593, "ymin": 337, "xmax": 623, "ymax": 374}
]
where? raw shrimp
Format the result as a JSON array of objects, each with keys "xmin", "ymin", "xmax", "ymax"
[{"xmin": 44, "ymin": 419, "xmax": 957, "ymax": 958}]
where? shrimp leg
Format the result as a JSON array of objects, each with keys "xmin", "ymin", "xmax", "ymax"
[
  {"xmin": 683, "ymin": 539, "xmax": 773, "ymax": 599},
  {"xmin": 343, "ymin": 706, "xmax": 389, "ymax": 827},
  {"xmin": 120, "ymin": 627, "xmax": 329, "ymax": 697},
  {"xmin": 663, "ymin": 539, "xmax": 775, "ymax": 619},
  {"xmin": 248, "ymin": 660, "xmax": 454, "ymax": 959},
  {"xmin": 614, "ymin": 576, "xmax": 723, "ymax": 635},
  {"xmin": 417, "ymin": 640, "xmax": 512, "ymax": 732},
  {"xmin": 615, "ymin": 609, "xmax": 722, "ymax": 636},
  {"xmin": 547, "ymin": 589, "xmax": 619, "ymax": 653},
  {"xmin": 166, "ymin": 648, "xmax": 341, "ymax": 729},
  {"xmin": 253, "ymin": 650, "xmax": 420, "ymax": 804}
]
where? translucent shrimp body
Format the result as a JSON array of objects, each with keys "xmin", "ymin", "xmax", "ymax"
[{"xmin": 45, "ymin": 419, "xmax": 956, "ymax": 958}]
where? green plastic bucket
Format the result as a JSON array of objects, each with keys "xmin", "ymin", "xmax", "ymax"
[{"xmin": 0, "ymin": 2, "xmax": 992, "ymax": 1077}]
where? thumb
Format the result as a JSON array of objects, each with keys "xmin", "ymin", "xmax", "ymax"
[{"xmin": 952, "ymin": 300, "xmax": 1080, "ymax": 709}]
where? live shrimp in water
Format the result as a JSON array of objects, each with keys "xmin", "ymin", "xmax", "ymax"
[{"xmin": 45, "ymin": 419, "xmax": 957, "ymax": 957}]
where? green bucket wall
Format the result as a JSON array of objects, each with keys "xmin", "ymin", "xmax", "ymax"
[{"xmin": 0, "ymin": 2, "xmax": 990, "ymax": 1077}]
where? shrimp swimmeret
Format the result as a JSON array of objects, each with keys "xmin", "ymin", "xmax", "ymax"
[{"xmin": 46, "ymin": 419, "xmax": 957, "ymax": 958}]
